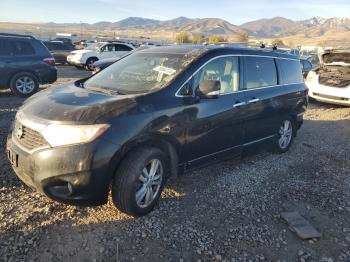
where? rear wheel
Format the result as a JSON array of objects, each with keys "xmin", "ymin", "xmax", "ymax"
[
  {"xmin": 112, "ymin": 147, "xmax": 168, "ymax": 217},
  {"xmin": 9, "ymin": 72, "xmax": 39, "ymax": 97},
  {"xmin": 272, "ymin": 119, "xmax": 295, "ymax": 153}
]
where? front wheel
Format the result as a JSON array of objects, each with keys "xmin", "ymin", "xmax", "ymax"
[
  {"xmin": 112, "ymin": 147, "xmax": 168, "ymax": 217},
  {"xmin": 85, "ymin": 58, "xmax": 98, "ymax": 71},
  {"xmin": 272, "ymin": 119, "xmax": 295, "ymax": 153}
]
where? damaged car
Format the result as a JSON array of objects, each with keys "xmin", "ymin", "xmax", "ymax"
[
  {"xmin": 306, "ymin": 49, "xmax": 350, "ymax": 106},
  {"xmin": 6, "ymin": 46, "xmax": 307, "ymax": 216}
]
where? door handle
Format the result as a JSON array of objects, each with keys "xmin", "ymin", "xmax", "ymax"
[
  {"xmin": 233, "ymin": 101, "xmax": 246, "ymax": 108},
  {"xmin": 248, "ymin": 98, "xmax": 260, "ymax": 104}
]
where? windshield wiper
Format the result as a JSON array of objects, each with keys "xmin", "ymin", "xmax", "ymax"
[{"xmin": 85, "ymin": 86, "xmax": 123, "ymax": 95}]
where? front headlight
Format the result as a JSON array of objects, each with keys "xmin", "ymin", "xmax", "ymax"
[
  {"xmin": 306, "ymin": 71, "xmax": 317, "ymax": 83},
  {"xmin": 71, "ymin": 52, "xmax": 83, "ymax": 59},
  {"xmin": 41, "ymin": 124, "xmax": 109, "ymax": 147}
]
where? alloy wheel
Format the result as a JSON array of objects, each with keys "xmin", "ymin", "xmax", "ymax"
[
  {"xmin": 87, "ymin": 60, "xmax": 96, "ymax": 70},
  {"xmin": 278, "ymin": 120, "xmax": 293, "ymax": 149},
  {"xmin": 135, "ymin": 159, "xmax": 163, "ymax": 208},
  {"xmin": 15, "ymin": 76, "xmax": 35, "ymax": 94}
]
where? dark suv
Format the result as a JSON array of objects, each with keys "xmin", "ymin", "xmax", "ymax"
[
  {"xmin": 0, "ymin": 33, "xmax": 57, "ymax": 97},
  {"xmin": 6, "ymin": 46, "xmax": 307, "ymax": 216},
  {"xmin": 43, "ymin": 41, "xmax": 76, "ymax": 64}
]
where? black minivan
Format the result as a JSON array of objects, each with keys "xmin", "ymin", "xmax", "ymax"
[{"xmin": 7, "ymin": 46, "xmax": 307, "ymax": 216}]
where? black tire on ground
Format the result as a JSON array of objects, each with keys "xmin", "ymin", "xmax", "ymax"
[
  {"xmin": 112, "ymin": 147, "xmax": 168, "ymax": 217},
  {"xmin": 85, "ymin": 57, "xmax": 98, "ymax": 71},
  {"xmin": 272, "ymin": 118, "xmax": 296, "ymax": 153},
  {"xmin": 9, "ymin": 72, "xmax": 39, "ymax": 97}
]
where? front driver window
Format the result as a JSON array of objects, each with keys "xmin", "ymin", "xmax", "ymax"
[{"xmin": 193, "ymin": 56, "xmax": 240, "ymax": 95}]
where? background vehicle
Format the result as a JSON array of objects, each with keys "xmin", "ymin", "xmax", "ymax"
[
  {"xmin": 92, "ymin": 46, "xmax": 152, "ymax": 74},
  {"xmin": 0, "ymin": 33, "xmax": 57, "ymax": 97},
  {"xmin": 92, "ymin": 57, "xmax": 119, "ymax": 74},
  {"xmin": 43, "ymin": 40, "xmax": 76, "ymax": 64},
  {"xmin": 7, "ymin": 46, "xmax": 307, "ymax": 216},
  {"xmin": 67, "ymin": 41, "xmax": 135, "ymax": 70},
  {"xmin": 53, "ymin": 37, "xmax": 74, "ymax": 46},
  {"xmin": 306, "ymin": 49, "xmax": 350, "ymax": 106}
]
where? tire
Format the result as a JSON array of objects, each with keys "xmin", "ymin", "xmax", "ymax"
[
  {"xmin": 9, "ymin": 72, "xmax": 39, "ymax": 97},
  {"xmin": 272, "ymin": 118, "xmax": 295, "ymax": 153},
  {"xmin": 85, "ymin": 57, "xmax": 98, "ymax": 71},
  {"xmin": 112, "ymin": 147, "xmax": 168, "ymax": 217}
]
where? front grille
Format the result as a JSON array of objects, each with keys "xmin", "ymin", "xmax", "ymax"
[{"xmin": 13, "ymin": 121, "xmax": 49, "ymax": 151}]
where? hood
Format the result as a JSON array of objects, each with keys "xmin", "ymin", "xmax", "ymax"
[
  {"xmin": 70, "ymin": 49, "xmax": 95, "ymax": 55},
  {"xmin": 20, "ymin": 83, "xmax": 142, "ymax": 124},
  {"xmin": 321, "ymin": 51, "xmax": 350, "ymax": 66}
]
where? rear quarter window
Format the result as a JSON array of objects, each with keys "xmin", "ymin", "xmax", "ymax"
[
  {"xmin": 245, "ymin": 56, "xmax": 277, "ymax": 89},
  {"xmin": 13, "ymin": 41, "xmax": 35, "ymax": 55},
  {"xmin": 276, "ymin": 59, "xmax": 303, "ymax": 85}
]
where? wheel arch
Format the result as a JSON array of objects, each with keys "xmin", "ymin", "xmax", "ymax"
[
  {"xmin": 86, "ymin": 56, "xmax": 98, "ymax": 63},
  {"xmin": 110, "ymin": 134, "xmax": 181, "ymax": 180},
  {"xmin": 7, "ymin": 70, "xmax": 39, "ymax": 87}
]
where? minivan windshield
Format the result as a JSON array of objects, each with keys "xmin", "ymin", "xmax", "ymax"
[{"xmin": 84, "ymin": 52, "xmax": 189, "ymax": 94}]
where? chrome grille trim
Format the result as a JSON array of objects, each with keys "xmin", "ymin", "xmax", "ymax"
[{"xmin": 12, "ymin": 113, "xmax": 50, "ymax": 153}]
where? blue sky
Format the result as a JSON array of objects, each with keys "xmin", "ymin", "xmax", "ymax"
[{"xmin": 1, "ymin": 0, "xmax": 349, "ymax": 24}]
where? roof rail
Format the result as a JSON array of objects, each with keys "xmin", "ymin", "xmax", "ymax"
[
  {"xmin": 0, "ymin": 33, "xmax": 36, "ymax": 39},
  {"xmin": 214, "ymin": 42, "xmax": 300, "ymax": 56}
]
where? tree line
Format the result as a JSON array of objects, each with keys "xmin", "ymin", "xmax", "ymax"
[
  {"xmin": 175, "ymin": 31, "xmax": 292, "ymax": 48},
  {"xmin": 175, "ymin": 31, "xmax": 249, "ymax": 44}
]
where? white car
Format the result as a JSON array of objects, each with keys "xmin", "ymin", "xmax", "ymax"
[
  {"xmin": 306, "ymin": 50, "xmax": 350, "ymax": 106},
  {"xmin": 67, "ymin": 42, "xmax": 135, "ymax": 70}
]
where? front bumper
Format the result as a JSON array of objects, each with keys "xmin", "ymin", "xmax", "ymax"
[
  {"xmin": 6, "ymin": 134, "xmax": 120, "ymax": 206},
  {"xmin": 67, "ymin": 55, "xmax": 85, "ymax": 66},
  {"xmin": 307, "ymin": 82, "xmax": 350, "ymax": 106}
]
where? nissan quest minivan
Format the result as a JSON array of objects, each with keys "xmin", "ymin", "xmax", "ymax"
[{"xmin": 7, "ymin": 46, "xmax": 308, "ymax": 216}]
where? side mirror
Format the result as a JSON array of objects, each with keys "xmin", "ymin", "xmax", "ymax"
[{"xmin": 198, "ymin": 80, "xmax": 221, "ymax": 99}]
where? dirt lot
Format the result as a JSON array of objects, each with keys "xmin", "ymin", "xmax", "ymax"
[{"xmin": 0, "ymin": 66, "xmax": 350, "ymax": 262}]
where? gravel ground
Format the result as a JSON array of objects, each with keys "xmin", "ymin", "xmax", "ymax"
[{"xmin": 0, "ymin": 66, "xmax": 350, "ymax": 261}]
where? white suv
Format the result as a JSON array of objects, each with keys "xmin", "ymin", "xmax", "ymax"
[{"xmin": 67, "ymin": 42, "xmax": 135, "ymax": 70}]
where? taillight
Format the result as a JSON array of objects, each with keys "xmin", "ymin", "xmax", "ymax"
[{"xmin": 43, "ymin": 57, "xmax": 55, "ymax": 66}]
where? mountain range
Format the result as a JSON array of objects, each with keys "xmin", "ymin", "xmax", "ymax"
[
  {"xmin": 1, "ymin": 16, "xmax": 350, "ymax": 39},
  {"xmin": 79, "ymin": 16, "xmax": 350, "ymax": 37}
]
